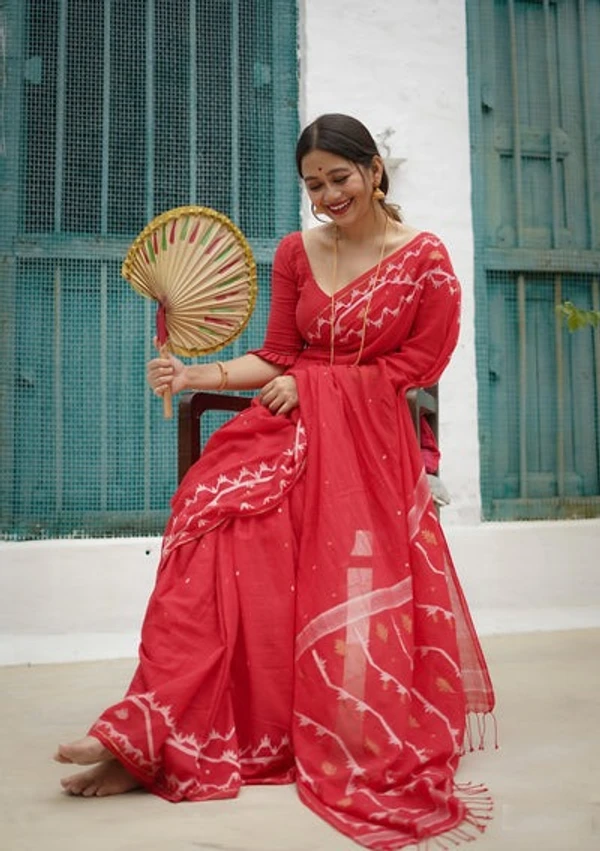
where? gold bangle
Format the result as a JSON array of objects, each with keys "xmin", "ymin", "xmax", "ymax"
[{"xmin": 215, "ymin": 360, "xmax": 228, "ymax": 390}]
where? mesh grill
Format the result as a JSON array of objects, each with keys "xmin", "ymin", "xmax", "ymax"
[
  {"xmin": 1, "ymin": 0, "xmax": 299, "ymax": 540},
  {"xmin": 468, "ymin": 0, "xmax": 600, "ymax": 521}
]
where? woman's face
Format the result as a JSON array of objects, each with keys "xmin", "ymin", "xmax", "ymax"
[{"xmin": 300, "ymin": 149, "xmax": 379, "ymax": 226}]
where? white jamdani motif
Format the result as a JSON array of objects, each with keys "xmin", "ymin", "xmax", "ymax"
[
  {"xmin": 416, "ymin": 603, "xmax": 455, "ymax": 622},
  {"xmin": 353, "ymin": 629, "xmax": 411, "ymax": 699},
  {"xmin": 414, "ymin": 540, "xmax": 446, "ymax": 576},
  {"xmin": 162, "ymin": 767, "xmax": 242, "ymax": 800},
  {"xmin": 295, "ymin": 711, "xmax": 366, "ymax": 789},
  {"xmin": 99, "ymin": 692, "xmax": 247, "ymax": 790},
  {"xmin": 390, "ymin": 615, "xmax": 413, "ymax": 666},
  {"xmin": 311, "ymin": 650, "xmax": 405, "ymax": 750},
  {"xmin": 416, "ymin": 645, "xmax": 462, "ymax": 679},
  {"xmin": 95, "ymin": 690, "xmax": 181, "ymax": 773},
  {"xmin": 94, "ymin": 718, "xmax": 159, "ymax": 774},
  {"xmin": 407, "ymin": 468, "xmax": 433, "ymax": 540},
  {"xmin": 101, "ymin": 691, "xmax": 295, "ymax": 798},
  {"xmin": 305, "ymin": 233, "xmax": 456, "ymax": 353},
  {"xmin": 306, "ymin": 268, "xmax": 418, "ymax": 347},
  {"xmin": 295, "ymin": 576, "xmax": 412, "ymax": 660},
  {"xmin": 167, "ymin": 726, "xmax": 239, "ymax": 766},
  {"xmin": 428, "ymin": 266, "xmax": 461, "ymax": 294},
  {"xmin": 295, "ymin": 757, "xmax": 318, "ymax": 791},
  {"xmin": 162, "ymin": 419, "xmax": 307, "ymax": 556},
  {"xmin": 411, "ymin": 688, "xmax": 462, "ymax": 753},
  {"xmin": 239, "ymin": 734, "xmax": 292, "ymax": 766}
]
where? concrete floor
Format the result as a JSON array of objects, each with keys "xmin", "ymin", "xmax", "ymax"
[{"xmin": 1, "ymin": 629, "xmax": 599, "ymax": 851}]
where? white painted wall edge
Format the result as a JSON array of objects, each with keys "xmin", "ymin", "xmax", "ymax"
[
  {"xmin": 1, "ymin": 519, "xmax": 599, "ymax": 666},
  {"xmin": 2, "ymin": 608, "xmax": 600, "ymax": 668}
]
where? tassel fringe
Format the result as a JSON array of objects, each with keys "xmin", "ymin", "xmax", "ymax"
[
  {"xmin": 460, "ymin": 710, "xmax": 499, "ymax": 755},
  {"xmin": 415, "ymin": 781, "xmax": 494, "ymax": 851},
  {"xmin": 416, "ymin": 713, "xmax": 497, "ymax": 849}
]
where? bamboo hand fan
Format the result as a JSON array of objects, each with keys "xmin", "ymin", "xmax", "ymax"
[{"xmin": 122, "ymin": 206, "xmax": 257, "ymax": 419}]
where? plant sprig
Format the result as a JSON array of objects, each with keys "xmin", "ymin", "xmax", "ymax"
[{"xmin": 555, "ymin": 301, "xmax": 600, "ymax": 333}]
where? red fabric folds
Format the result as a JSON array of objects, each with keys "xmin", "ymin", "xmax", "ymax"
[
  {"xmin": 419, "ymin": 416, "xmax": 440, "ymax": 474},
  {"xmin": 289, "ymin": 364, "xmax": 494, "ymax": 848},
  {"xmin": 87, "ymin": 231, "xmax": 495, "ymax": 849}
]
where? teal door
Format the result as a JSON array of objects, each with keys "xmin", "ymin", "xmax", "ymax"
[
  {"xmin": 0, "ymin": 0, "xmax": 299, "ymax": 539},
  {"xmin": 467, "ymin": 0, "xmax": 600, "ymax": 520}
]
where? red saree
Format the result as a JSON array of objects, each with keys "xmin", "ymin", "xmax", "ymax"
[{"xmin": 89, "ymin": 232, "xmax": 495, "ymax": 849}]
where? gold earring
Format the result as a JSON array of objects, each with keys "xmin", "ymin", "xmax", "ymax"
[
  {"xmin": 372, "ymin": 186, "xmax": 386, "ymax": 202},
  {"xmin": 311, "ymin": 202, "xmax": 329, "ymax": 222}
]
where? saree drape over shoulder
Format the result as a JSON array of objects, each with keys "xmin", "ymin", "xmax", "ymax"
[{"xmin": 89, "ymin": 232, "xmax": 495, "ymax": 849}]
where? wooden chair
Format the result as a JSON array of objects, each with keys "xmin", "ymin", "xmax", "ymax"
[{"xmin": 177, "ymin": 386, "xmax": 439, "ymax": 484}]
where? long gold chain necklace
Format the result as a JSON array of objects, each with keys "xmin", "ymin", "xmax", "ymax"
[{"xmin": 329, "ymin": 215, "xmax": 390, "ymax": 366}]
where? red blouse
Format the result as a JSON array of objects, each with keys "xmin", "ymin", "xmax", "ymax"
[{"xmin": 252, "ymin": 229, "xmax": 461, "ymax": 393}]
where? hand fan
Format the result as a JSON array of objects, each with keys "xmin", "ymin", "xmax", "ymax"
[{"xmin": 122, "ymin": 205, "xmax": 258, "ymax": 418}]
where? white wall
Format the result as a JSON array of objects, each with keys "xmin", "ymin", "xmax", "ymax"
[
  {"xmin": 1, "ymin": 0, "xmax": 599, "ymax": 666},
  {"xmin": 300, "ymin": 0, "xmax": 480, "ymax": 525},
  {"xmin": 2, "ymin": 520, "xmax": 599, "ymax": 666}
]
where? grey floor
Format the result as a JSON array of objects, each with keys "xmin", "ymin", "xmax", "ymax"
[{"xmin": 1, "ymin": 629, "xmax": 599, "ymax": 851}]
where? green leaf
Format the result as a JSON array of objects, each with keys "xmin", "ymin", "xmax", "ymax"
[{"xmin": 556, "ymin": 301, "xmax": 600, "ymax": 333}]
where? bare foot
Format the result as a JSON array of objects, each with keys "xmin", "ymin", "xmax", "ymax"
[
  {"xmin": 53, "ymin": 735, "xmax": 112, "ymax": 765},
  {"xmin": 61, "ymin": 759, "xmax": 141, "ymax": 797}
]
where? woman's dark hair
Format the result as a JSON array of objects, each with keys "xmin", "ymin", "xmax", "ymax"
[{"xmin": 295, "ymin": 113, "xmax": 402, "ymax": 221}]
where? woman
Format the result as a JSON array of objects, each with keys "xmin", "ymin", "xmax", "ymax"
[{"xmin": 55, "ymin": 114, "xmax": 495, "ymax": 850}]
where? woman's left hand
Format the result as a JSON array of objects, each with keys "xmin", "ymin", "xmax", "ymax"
[{"xmin": 259, "ymin": 375, "xmax": 299, "ymax": 415}]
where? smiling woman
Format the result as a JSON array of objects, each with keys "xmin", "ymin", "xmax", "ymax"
[
  {"xmin": 302, "ymin": 149, "xmax": 385, "ymax": 231},
  {"xmin": 297, "ymin": 113, "xmax": 402, "ymax": 227},
  {"xmin": 296, "ymin": 114, "xmax": 421, "ymax": 307},
  {"xmin": 55, "ymin": 113, "xmax": 495, "ymax": 851}
]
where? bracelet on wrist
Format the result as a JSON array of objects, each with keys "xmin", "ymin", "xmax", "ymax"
[{"xmin": 215, "ymin": 361, "xmax": 228, "ymax": 390}]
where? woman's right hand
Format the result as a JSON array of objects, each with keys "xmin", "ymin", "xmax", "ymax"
[{"xmin": 146, "ymin": 343, "xmax": 188, "ymax": 397}]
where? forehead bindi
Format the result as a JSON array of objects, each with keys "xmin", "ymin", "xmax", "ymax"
[
  {"xmin": 301, "ymin": 150, "xmax": 353, "ymax": 179},
  {"xmin": 302, "ymin": 165, "xmax": 353, "ymax": 182}
]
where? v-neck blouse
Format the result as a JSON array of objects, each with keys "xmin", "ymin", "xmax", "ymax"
[
  {"xmin": 252, "ymin": 229, "xmax": 457, "ymax": 368},
  {"xmin": 299, "ymin": 230, "xmax": 425, "ymax": 300}
]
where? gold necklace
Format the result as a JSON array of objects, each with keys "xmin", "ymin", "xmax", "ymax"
[{"xmin": 329, "ymin": 215, "xmax": 390, "ymax": 366}]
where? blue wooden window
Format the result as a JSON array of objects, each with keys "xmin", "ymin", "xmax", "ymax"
[
  {"xmin": 0, "ymin": 0, "xmax": 299, "ymax": 539},
  {"xmin": 467, "ymin": 0, "xmax": 600, "ymax": 520}
]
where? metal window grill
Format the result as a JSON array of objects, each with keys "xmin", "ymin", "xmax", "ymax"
[
  {"xmin": 0, "ymin": 0, "xmax": 299, "ymax": 540},
  {"xmin": 468, "ymin": 0, "xmax": 600, "ymax": 520}
]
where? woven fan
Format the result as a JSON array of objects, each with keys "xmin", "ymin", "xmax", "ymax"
[{"xmin": 122, "ymin": 205, "xmax": 257, "ymax": 418}]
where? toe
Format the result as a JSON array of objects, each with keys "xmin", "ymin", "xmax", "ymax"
[
  {"xmin": 95, "ymin": 785, "xmax": 111, "ymax": 797},
  {"xmin": 82, "ymin": 784, "xmax": 99, "ymax": 798},
  {"xmin": 55, "ymin": 736, "xmax": 110, "ymax": 766},
  {"xmin": 61, "ymin": 771, "xmax": 91, "ymax": 795}
]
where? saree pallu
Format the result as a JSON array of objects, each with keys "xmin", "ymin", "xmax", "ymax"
[{"xmin": 291, "ymin": 365, "xmax": 494, "ymax": 849}]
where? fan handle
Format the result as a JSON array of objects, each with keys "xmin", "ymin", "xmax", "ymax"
[
  {"xmin": 155, "ymin": 305, "xmax": 173, "ymax": 419},
  {"xmin": 159, "ymin": 343, "xmax": 173, "ymax": 419}
]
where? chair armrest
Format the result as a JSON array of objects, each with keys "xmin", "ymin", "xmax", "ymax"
[
  {"xmin": 406, "ymin": 385, "xmax": 438, "ymax": 443},
  {"xmin": 178, "ymin": 392, "xmax": 252, "ymax": 483}
]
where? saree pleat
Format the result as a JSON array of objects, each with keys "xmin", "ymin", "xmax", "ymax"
[{"xmin": 91, "ymin": 479, "xmax": 303, "ymax": 799}]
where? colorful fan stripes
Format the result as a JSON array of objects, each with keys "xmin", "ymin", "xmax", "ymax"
[{"xmin": 122, "ymin": 206, "xmax": 257, "ymax": 357}]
